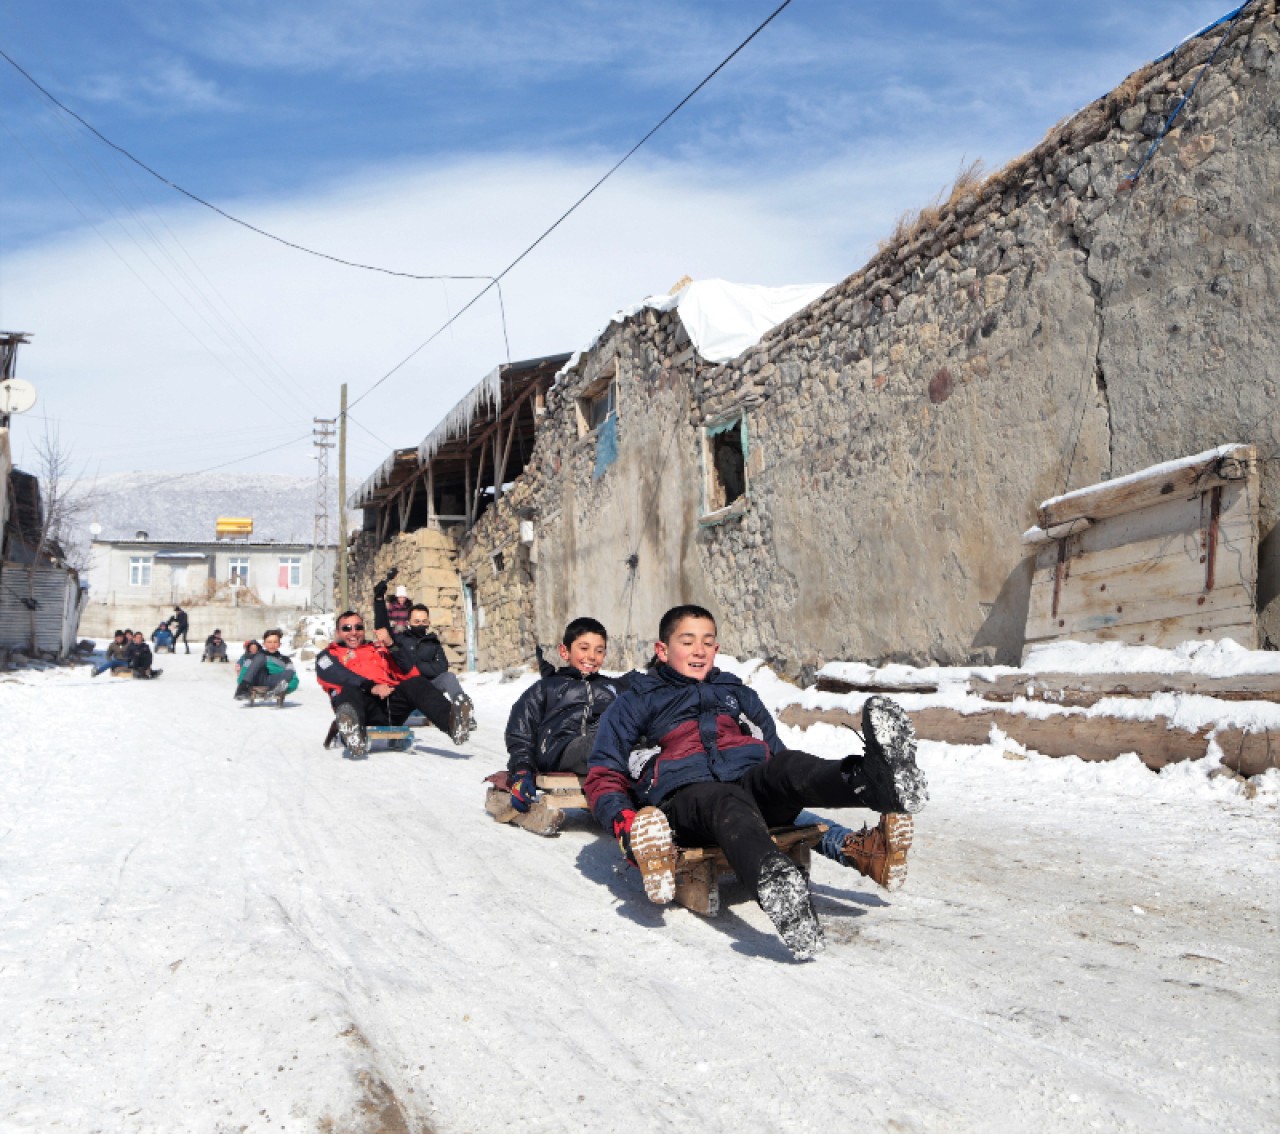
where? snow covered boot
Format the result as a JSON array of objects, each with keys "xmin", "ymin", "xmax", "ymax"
[
  {"xmin": 821, "ymin": 813, "xmax": 913, "ymax": 891},
  {"xmin": 335, "ymin": 703, "xmax": 369, "ymax": 759},
  {"xmin": 630, "ymin": 807, "xmax": 678, "ymax": 905},
  {"xmin": 847, "ymin": 695, "xmax": 928, "ymax": 814},
  {"xmin": 757, "ymin": 851, "xmax": 825, "ymax": 960},
  {"xmin": 448, "ymin": 695, "xmax": 476, "ymax": 745}
]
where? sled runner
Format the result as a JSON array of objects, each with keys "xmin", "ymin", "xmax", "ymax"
[
  {"xmin": 322, "ymin": 721, "xmax": 415, "ymax": 753},
  {"xmin": 111, "ymin": 668, "xmax": 162, "ymax": 679},
  {"xmin": 245, "ymin": 684, "xmax": 290, "ymax": 707},
  {"xmin": 483, "ymin": 771, "xmax": 588, "ymax": 836}
]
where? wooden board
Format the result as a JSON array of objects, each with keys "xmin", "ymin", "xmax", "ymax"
[
  {"xmin": 673, "ymin": 825, "xmax": 827, "ymax": 918},
  {"xmin": 816, "ymin": 676, "xmax": 939, "ymax": 695},
  {"xmin": 1037, "ymin": 445, "xmax": 1255, "ymax": 528},
  {"xmin": 777, "ymin": 704, "xmax": 1277, "ymax": 778},
  {"xmin": 1025, "ymin": 474, "xmax": 1259, "ymax": 652},
  {"xmin": 971, "ymin": 671, "xmax": 1280, "ymax": 705}
]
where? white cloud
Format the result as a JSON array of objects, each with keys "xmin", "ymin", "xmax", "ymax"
[{"xmin": 79, "ymin": 57, "xmax": 234, "ymax": 113}]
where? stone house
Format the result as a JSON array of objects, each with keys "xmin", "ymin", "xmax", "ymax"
[{"xmin": 355, "ymin": 4, "xmax": 1280, "ymax": 673}]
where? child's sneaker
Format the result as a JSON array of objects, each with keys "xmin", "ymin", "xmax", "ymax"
[
  {"xmin": 838, "ymin": 813, "xmax": 913, "ymax": 891},
  {"xmin": 335, "ymin": 703, "xmax": 369, "ymax": 758},
  {"xmin": 857, "ymin": 695, "xmax": 928, "ymax": 814},
  {"xmin": 630, "ymin": 807, "xmax": 678, "ymax": 904},
  {"xmin": 757, "ymin": 852, "xmax": 825, "ymax": 960}
]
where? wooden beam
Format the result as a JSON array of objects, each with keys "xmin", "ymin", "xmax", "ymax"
[
  {"xmin": 1038, "ymin": 444, "xmax": 1256, "ymax": 529},
  {"xmin": 426, "ymin": 462, "xmax": 435, "ymax": 527},
  {"xmin": 971, "ymin": 671, "xmax": 1280, "ymax": 705},
  {"xmin": 776, "ymin": 704, "xmax": 1276, "ymax": 778}
]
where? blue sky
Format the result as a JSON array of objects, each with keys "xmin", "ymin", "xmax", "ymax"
[{"xmin": 0, "ymin": 1, "xmax": 1239, "ymax": 485}]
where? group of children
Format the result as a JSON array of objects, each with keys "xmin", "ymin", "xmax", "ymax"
[
  {"xmin": 90, "ymin": 629, "xmax": 160, "ymax": 679},
  {"xmin": 500, "ymin": 604, "xmax": 928, "ymax": 961}
]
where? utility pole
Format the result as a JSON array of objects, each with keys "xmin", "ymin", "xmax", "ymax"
[
  {"xmin": 337, "ymin": 383, "xmax": 348, "ymax": 613},
  {"xmin": 311, "ymin": 417, "xmax": 335, "ymax": 611}
]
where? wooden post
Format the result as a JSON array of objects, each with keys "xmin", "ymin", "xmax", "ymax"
[{"xmin": 464, "ymin": 453, "xmax": 473, "ymax": 531}]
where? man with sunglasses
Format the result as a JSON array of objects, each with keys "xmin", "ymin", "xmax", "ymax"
[{"xmin": 316, "ymin": 610, "xmax": 467, "ymax": 756}]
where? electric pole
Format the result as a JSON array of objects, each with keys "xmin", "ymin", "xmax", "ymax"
[
  {"xmin": 311, "ymin": 417, "xmax": 335, "ymax": 611},
  {"xmin": 338, "ymin": 383, "xmax": 348, "ymax": 613}
]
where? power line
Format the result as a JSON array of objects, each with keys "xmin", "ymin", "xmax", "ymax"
[{"xmin": 347, "ymin": 0, "xmax": 797, "ymax": 411}]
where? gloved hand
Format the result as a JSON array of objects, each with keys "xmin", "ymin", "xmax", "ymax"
[
  {"xmin": 509, "ymin": 768, "xmax": 537, "ymax": 813},
  {"xmin": 534, "ymin": 644, "xmax": 556, "ymax": 678},
  {"xmin": 613, "ymin": 809, "xmax": 638, "ymax": 865},
  {"xmin": 373, "ymin": 579, "xmax": 389, "ymax": 600}
]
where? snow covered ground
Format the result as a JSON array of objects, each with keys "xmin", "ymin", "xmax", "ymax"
[{"xmin": 1, "ymin": 650, "xmax": 1276, "ymax": 1133}]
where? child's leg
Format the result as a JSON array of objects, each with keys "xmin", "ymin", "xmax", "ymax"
[
  {"xmin": 738, "ymin": 749, "xmax": 866, "ymax": 827},
  {"xmin": 554, "ymin": 735, "xmax": 593, "ymax": 775},
  {"xmin": 661, "ymin": 783, "xmax": 778, "ymax": 892}
]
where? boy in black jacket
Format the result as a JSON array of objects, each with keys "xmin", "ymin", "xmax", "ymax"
[{"xmin": 504, "ymin": 617, "xmax": 630, "ymax": 816}]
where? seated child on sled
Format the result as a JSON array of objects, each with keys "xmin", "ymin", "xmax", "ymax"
[
  {"xmin": 151, "ymin": 623, "xmax": 175, "ymax": 653},
  {"xmin": 127, "ymin": 631, "xmax": 159, "ymax": 678},
  {"xmin": 585, "ymin": 604, "xmax": 928, "ymax": 961},
  {"xmin": 316, "ymin": 611, "xmax": 469, "ymax": 756},
  {"xmin": 203, "ymin": 629, "xmax": 229, "ymax": 662},
  {"xmin": 91, "ymin": 630, "xmax": 131, "ymax": 676},
  {"xmin": 234, "ymin": 629, "xmax": 298, "ymax": 700},
  {"xmin": 499, "ymin": 617, "xmax": 632, "ymax": 821}
]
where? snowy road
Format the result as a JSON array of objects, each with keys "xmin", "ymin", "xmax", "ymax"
[{"xmin": 1, "ymin": 653, "xmax": 1276, "ymax": 1133}]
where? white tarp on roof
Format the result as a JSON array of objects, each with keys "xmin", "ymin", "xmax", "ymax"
[{"xmin": 557, "ymin": 277, "xmax": 831, "ymax": 381}]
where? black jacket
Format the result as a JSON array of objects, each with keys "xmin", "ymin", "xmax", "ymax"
[
  {"xmin": 389, "ymin": 626, "xmax": 450, "ymax": 680},
  {"xmin": 127, "ymin": 641, "xmax": 153, "ymax": 673},
  {"xmin": 505, "ymin": 667, "xmax": 631, "ymax": 775}
]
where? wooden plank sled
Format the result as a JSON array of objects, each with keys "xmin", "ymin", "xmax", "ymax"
[
  {"xmin": 484, "ymin": 772, "xmax": 589, "ymax": 836},
  {"xmin": 365, "ymin": 725, "xmax": 414, "ymax": 751},
  {"xmin": 246, "ymin": 684, "xmax": 289, "ymax": 707},
  {"xmin": 671, "ymin": 824, "xmax": 828, "ymax": 917}
]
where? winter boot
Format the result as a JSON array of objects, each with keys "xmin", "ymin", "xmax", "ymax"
[
  {"xmin": 757, "ymin": 851, "xmax": 825, "ymax": 960},
  {"xmin": 630, "ymin": 807, "xmax": 678, "ymax": 905},
  {"xmin": 822, "ymin": 813, "xmax": 913, "ymax": 891},
  {"xmin": 448, "ymin": 696, "xmax": 476, "ymax": 745},
  {"xmin": 847, "ymin": 695, "xmax": 928, "ymax": 814},
  {"xmin": 233, "ymin": 684, "xmax": 250, "ymax": 701},
  {"xmin": 322, "ymin": 720, "xmax": 340, "ymax": 749},
  {"xmin": 335, "ymin": 703, "xmax": 369, "ymax": 759}
]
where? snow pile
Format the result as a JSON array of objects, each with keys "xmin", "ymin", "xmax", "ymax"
[
  {"xmin": 555, "ymin": 277, "xmax": 832, "ymax": 382},
  {"xmin": 1024, "ymin": 637, "xmax": 1280, "ymax": 676}
]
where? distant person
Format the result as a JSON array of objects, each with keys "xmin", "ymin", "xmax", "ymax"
[
  {"xmin": 386, "ymin": 585, "xmax": 412, "ymax": 634},
  {"xmin": 373, "ymin": 578, "xmax": 475, "ymax": 741},
  {"xmin": 152, "ymin": 622, "xmax": 175, "ymax": 653},
  {"xmin": 235, "ymin": 629, "xmax": 298, "ymax": 700},
  {"xmin": 169, "ymin": 606, "xmax": 190, "ymax": 654},
  {"xmin": 91, "ymin": 630, "xmax": 131, "ymax": 677},
  {"xmin": 236, "ymin": 640, "xmax": 262, "ymax": 682},
  {"xmin": 203, "ymin": 629, "xmax": 228, "ymax": 663},
  {"xmin": 127, "ymin": 630, "xmax": 157, "ymax": 678}
]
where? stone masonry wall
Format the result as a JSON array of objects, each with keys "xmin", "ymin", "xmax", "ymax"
[
  {"xmin": 347, "ymin": 526, "xmax": 466, "ymax": 667},
  {"xmin": 452, "ymin": 3, "xmax": 1280, "ymax": 671}
]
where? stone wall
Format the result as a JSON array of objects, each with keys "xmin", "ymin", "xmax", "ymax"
[
  {"xmin": 450, "ymin": 3, "xmax": 1280, "ymax": 670},
  {"xmin": 347, "ymin": 526, "xmax": 467, "ymax": 667}
]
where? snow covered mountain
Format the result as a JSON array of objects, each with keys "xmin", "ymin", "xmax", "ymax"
[{"xmin": 65, "ymin": 471, "xmax": 319, "ymax": 562}]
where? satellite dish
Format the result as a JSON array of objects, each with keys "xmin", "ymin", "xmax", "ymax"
[{"xmin": 0, "ymin": 378, "xmax": 37, "ymax": 415}]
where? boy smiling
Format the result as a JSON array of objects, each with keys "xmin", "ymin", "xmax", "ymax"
[{"xmin": 586, "ymin": 604, "xmax": 927, "ymax": 960}]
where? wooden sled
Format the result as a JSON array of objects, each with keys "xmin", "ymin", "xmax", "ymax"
[
  {"xmin": 322, "ymin": 721, "xmax": 416, "ymax": 753},
  {"xmin": 671, "ymin": 824, "xmax": 828, "ymax": 917},
  {"xmin": 246, "ymin": 684, "xmax": 289, "ymax": 707},
  {"xmin": 484, "ymin": 772, "xmax": 588, "ymax": 837},
  {"xmin": 111, "ymin": 668, "xmax": 162, "ymax": 679}
]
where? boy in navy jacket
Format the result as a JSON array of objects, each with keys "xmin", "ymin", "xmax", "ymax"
[{"xmin": 586, "ymin": 604, "xmax": 927, "ymax": 960}]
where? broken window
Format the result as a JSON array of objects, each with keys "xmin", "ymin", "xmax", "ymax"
[
  {"xmin": 576, "ymin": 373, "xmax": 616, "ymax": 438},
  {"xmin": 703, "ymin": 416, "xmax": 748, "ymax": 516}
]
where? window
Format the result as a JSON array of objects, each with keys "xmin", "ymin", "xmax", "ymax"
[
  {"xmin": 229, "ymin": 557, "xmax": 250, "ymax": 586},
  {"xmin": 703, "ymin": 416, "xmax": 748, "ymax": 520},
  {"xmin": 278, "ymin": 556, "xmax": 301, "ymax": 589},
  {"xmin": 128, "ymin": 556, "xmax": 152, "ymax": 586},
  {"xmin": 576, "ymin": 374, "xmax": 616, "ymax": 438}
]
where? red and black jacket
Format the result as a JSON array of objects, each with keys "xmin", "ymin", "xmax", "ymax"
[
  {"xmin": 584, "ymin": 662, "xmax": 782, "ymax": 833},
  {"xmin": 315, "ymin": 639, "xmax": 416, "ymax": 697}
]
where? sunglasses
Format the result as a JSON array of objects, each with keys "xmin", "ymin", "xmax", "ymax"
[{"xmin": 339, "ymin": 623, "xmax": 365, "ymax": 632}]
